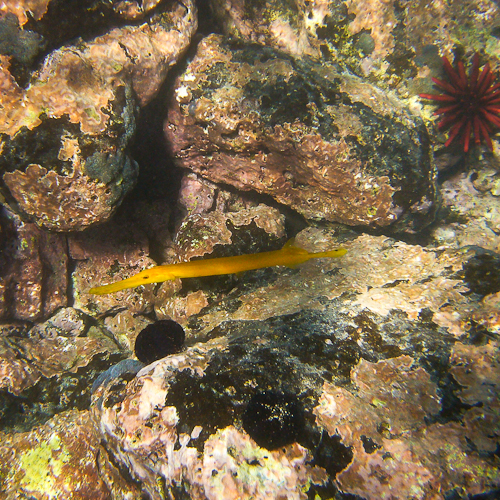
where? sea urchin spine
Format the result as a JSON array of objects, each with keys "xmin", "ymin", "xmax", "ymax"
[{"xmin": 420, "ymin": 53, "xmax": 500, "ymax": 152}]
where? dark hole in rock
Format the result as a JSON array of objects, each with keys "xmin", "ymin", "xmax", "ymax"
[
  {"xmin": 463, "ymin": 250, "xmax": 500, "ymax": 296},
  {"xmin": 361, "ymin": 434, "xmax": 381, "ymax": 454},
  {"xmin": 311, "ymin": 432, "xmax": 353, "ymax": 478},
  {"xmin": 134, "ymin": 320, "xmax": 185, "ymax": 364},
  {"xmin": 242, "ymin": 390, "xmax": 304, "ymax": 450}
]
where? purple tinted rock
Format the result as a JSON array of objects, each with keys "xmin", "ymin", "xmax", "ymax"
[
  {"xmin": 0, "ymin": 205, "xmax": 67, "ymax": 321},
  {"xmin": 165, "ymin": 35, "xmax": 438, "ymax": 233}
]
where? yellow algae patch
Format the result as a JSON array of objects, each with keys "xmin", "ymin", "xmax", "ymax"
[{"xmin": 18, "ymin": 434, "xmax": 70, "ymax": 494}]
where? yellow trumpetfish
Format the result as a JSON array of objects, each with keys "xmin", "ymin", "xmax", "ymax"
[{"xmin": 89, "ymin": 240, "xmax": 347, "ymax": 295}]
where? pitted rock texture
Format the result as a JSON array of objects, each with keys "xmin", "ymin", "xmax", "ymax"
[
  {"xmin": 0, "ymin": 409, "xmax": 140, "ymax": 499},
  {"xmin": 0, "ymin": 205, "xmax": 67, "ymax": 321},
  {"xmin": 0, "ymin": 306, "xmax": 123, "ymax": 432},
  {"xmin": 92, "ymin": 298, "xmax": 500, "ymax": 499},
  {"xmin": 0, "ymin": 0, "xmax": 197, "ymax": 230},
  {"xmin": 92, "ymin": 335, "xmax": 331, "ymax": 500},
  {"xmin": 208, "ymin": 0, "xmax": 500, "ymax": 97},
  {"xmin": 165, "ymin": 35, "xmax": 437, "ymax": 233}
]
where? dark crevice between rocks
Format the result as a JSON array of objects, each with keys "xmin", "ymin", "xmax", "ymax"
[
  {"xmin": 129, "ymin": 74, "xmax": 182, "ymax": 206},
  {"xmin": 96, "ymin": 442, "xmax": 144, "ymax": 495},
  {"xmin": 0, "ymin": 350, "xmax": 125, "ymax": 433}
]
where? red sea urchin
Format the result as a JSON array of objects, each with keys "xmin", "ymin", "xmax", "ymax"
[{"xmin": 420, "ymin": 53, "xmax": 500, "ymax": 152}]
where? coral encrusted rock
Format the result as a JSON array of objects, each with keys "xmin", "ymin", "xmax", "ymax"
[
  {"xmin": 0, "ymin": 205, "xmax": 67, "ymax": 321},
  {"xmin": 165, "ymin": 34, "xmax": 437, "ymax": 233},
  {"xmin": 0, "ymin": 409, "xmax": 141, "ymax": 499},
  {"xmin": 0, "ymin": 0, "xmax": 197, "ymax": 231}
]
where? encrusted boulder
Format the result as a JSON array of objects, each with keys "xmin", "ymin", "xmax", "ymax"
[
  {"xmin": 165, "ymin": 35, "xmax": 438, "ymax": 233},
  {"xmin": 0, "ymin": 0, "xmax": 197, "ymax": 231},
  {"xmin": 91, "ymin": 335, "xmax": 331, "ymax": 500},
  {"xmin": 0, "ymin": 306, "xmax": 123, "ymax": 431},
  {"xmin": 0, "ymin": 205, "xmax": 67, "ymax": 321},
  {"xmin": 0, "ymin": 410, "xmax": 140, "ymax": 499}
]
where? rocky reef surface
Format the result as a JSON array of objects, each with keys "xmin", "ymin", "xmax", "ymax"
[{"xmin": 1, "ymin": 0, "xmax": 500, "ymax": 499}]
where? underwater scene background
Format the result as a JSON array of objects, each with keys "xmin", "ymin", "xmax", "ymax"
[{"xmin": 0, "ymin": 0, "xmax": 499, "ymax": 498}]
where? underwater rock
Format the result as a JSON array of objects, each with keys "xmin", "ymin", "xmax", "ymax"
[
  {"xmin": 463, "ymin": 249, "xmax": 500, "ymax": 296},
  {"xmin": 103, "ymin": 310, "xmax": 153, "ymax": 353},
  {"xmin": 91, "ymin": 358, "xmax": 145, "ymax": 394},
  {"xmin": 430, "ymin": 169, "xmax": 500, "ymax": 253},
  {"xmin": 0, "ymin": 54, "xmax": 138, "ymax": 231},
  {"xmin": 0, "ymin": 0, "xmax": 197, "ymax": 230},
  {"xmin": 92, "ymin": 288, "xmax": 500, "ymax": 498},
  {"xmin": 0, "ymin": 307, "xmax": 120, "ymax": 397},
  {"xmin": 209, "ymin": 0, "xmax": 323, "ymax": 58},
  {"xmin": 0, "ymin": 13, "xmax": 45, "ymax": 67},
  {"xmin": 174, "ymin": 204, "xmax": 286, "ymax": 262},
  {"xmin": 92, "ymin": 332, "xmax": 331, "ymax": 499},
  {"xmin": 178, "ymin": 172, "xmax": 217, "ymax": 218},
  {"xmin": 0, "ymin": 313, "xmax": 123, "ymax": 433},
  {"xmin": 155, "ymin": 202, "xmax": 286, "ymax": 321},
  {"xmin": 450, "ymin": 342, "xmax": 500, "ymax": 453},
  {"xmin": 165, "ymin": 35, "xmax": 437, "ymax": 233},
  {"xmin": 0, "ymin": 410, "xmax": 116, "ymax": 499},
  {"xmin": 71, "ymin": 211, "xmax": 156, "ymax": 316},
  {"xmin": 80, "ymin": 194, "xmax": 287, "ymax": 322},
  {"xmin": 314, "ymin": 352, "xmax": 500, "ymax": 499},
  {"xmin": 0, "ymin": 205, "xmax": 67, "ymax": 321},
  {"xmin": 211, "ymin": 0, "xmax": 500, "ymax": 92},
  {"xmin": 0, "ymin": 408, "xmax": 143, "ymax": 498},
  {"xmin": 3, "ymin": 0, "xmax": 51, "ymax": 27},
  {"xmin": 28, "ymin": 307, "xmax": 87, "ymax": 339}
]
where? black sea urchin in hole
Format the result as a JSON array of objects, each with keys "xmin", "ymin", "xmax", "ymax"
[
  {"xmin": 134, "ymin": 320, "xmax": 185, "ymax": 364},
  {"xmin": 242, "ymin": 391, "xmax": 304, "ymax": 450},
  {"xmin": 420, "ymin": 53, "xmax": 500, "ymax": 152},
  {"xmin": 463, "ymin": 251, "xmax": 500, "ymax": 296}
]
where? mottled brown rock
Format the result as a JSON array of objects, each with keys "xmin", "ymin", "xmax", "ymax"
[
  {"xmin": 314, "ymin": 355, "xmax": 500, "ymax": 499},
  {"xmin": 0, "ymin": 410, "xmax": 130, "ymax": 499},
  {"xmin": 3, "ymin": 0, "xmax": 50, "ymax": 25},
  {"xmin": 0, "ymin": 321, "xmax": 119, "ymax": 396},
  {"xmin": 209, "ymin": 0, "xmax": 499, "ymax": 98},
  {"xmin": 165, "ymin": 35, "xmax": 437, "ymax": 233},
  {"xmin": 0, "ymin": 0, "xmax": 197, "ymax": 230},
  {"xmin": 314, "ymin": 356, "xmax": 441, "ymax": 445},
  {"xmin": 0, "ymin": 205, "xmax": 67, "ymax": 321},
  {"xmin": 0, "ymin": 63, "xmax": 138, "ymax": 231},
  {"xmin": 431, "ymin": 170, "xmax": 500, "ymax": 253},
  {"xmin": 178, "ymin": 172, "xmax": 217, "ymax": 217},
  {"xmin": 71, "ymin": 213, "xmax": 155, "ymax": 316},
  {"xmin": 92, "ymin": 337, "xmax": 328, "ymax": 499},
  {"xmin": 209, "ymin": 0, "xmax": 322, "ymax": 58},
  {"xmin": 175, "ymin": 204, "xmax": 286, "ymax": 261},
  {"xmin": 450, "ymin": 341, "xmax": 500, "ymax": 453}
]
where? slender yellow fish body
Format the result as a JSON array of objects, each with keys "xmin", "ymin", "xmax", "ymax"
[{"xmin": 89, "ymin": 242, "xmax": 346, "ymax": 295}]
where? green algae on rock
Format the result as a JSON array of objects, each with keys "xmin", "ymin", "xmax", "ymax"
[
  {"xmin": 165, "ymin": 34, "xmax": 438, "ymax": 234},
  {"xmin": 0, "ymin": 409, "xmax": 140, "ymax": 499}
]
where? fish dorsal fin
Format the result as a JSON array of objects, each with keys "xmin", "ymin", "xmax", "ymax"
[{"xmin": 283, "ymin": 237, "xmax": 297, "ymax": 248}]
